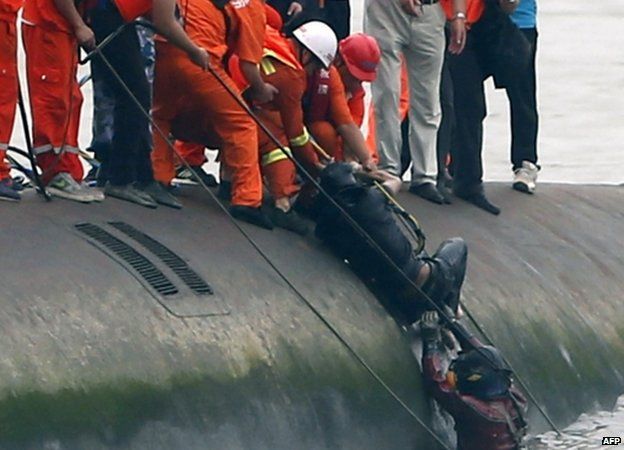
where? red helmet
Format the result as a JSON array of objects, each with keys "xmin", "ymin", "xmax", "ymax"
[{"xmin": 338, "ymin": 33, "xmax": 381, "ymax": 82}]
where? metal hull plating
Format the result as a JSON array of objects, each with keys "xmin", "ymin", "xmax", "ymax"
[{"xmin": 0, "ymin": 183, "xmax": 622, "ymax": 449}]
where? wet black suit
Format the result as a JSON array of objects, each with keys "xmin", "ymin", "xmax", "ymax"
[{"xmin": 314, "ymin": 164, "xmax": 468, "ymax": 323}]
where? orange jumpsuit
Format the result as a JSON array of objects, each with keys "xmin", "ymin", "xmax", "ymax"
[
  {"xmin": 229, "ymin": 24, "xmax": 321, "ymax": 200},
  {"xmin": 173, "ymin": 140, "xmax": 207, "ymax": 168},
  {"xmin": 151, "ymin": 0, "xmax": 264, "ymax": 207},
  {"xmin": 305, "ymin": 66, "xmax": 362, "ymax": 162},
  {"xmin": 259, "ymin": 26, "xmax": 320, "ymax": 176},
  {"xmin": 22, "ymin": 0, "xmax": 84, "ymax": 184},
  {"xmin": 0, "ymin": 0, "xmax": 22, "ymax": 181}
]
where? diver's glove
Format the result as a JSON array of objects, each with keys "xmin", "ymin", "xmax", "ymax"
[{"xmin": 420, "ymin": 311, "xmax": 442, "ymax": 345}]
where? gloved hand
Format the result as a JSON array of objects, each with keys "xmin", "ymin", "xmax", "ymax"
[{"xmin": 419, "ymin": 311, "xmax": 441, "ymax": 343}]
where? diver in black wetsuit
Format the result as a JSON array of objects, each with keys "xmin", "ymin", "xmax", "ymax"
[{"xmin": 313, "ymin": 162, "xmax": 468, "ymax": 324}]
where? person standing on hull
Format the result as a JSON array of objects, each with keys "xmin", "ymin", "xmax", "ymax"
[
  {"xmin": 508, "ymin": 0, "xmax": 539, "ymax": 194},
  {"xmin": 0, "ymin": 0, "xmax": 24, "ymax": 201},
  {"xmin": 229, "ymin": 20, "xmax": 336, "ymax": 234},
  {"xmin": 314, "ymin": 162, "xmax": 469, "ymax": 324},
  {"xmin": 364, "ymin": 0, "xmax": 467, "ymax": 205},
  {"xmin": 442, "ymin": 0, "xmax": 531, "ymax": 214},
  {"xmin": 21, "ymin": 0, "xmax": 103, "ymax": 203},
  {"xmin": 151, "ymin": 0, "xmax": 273, "ymax": 229},
  {"xmin": 419, "ymin": 311, "xmax": 529, "ymax": 450},
  {"xmin": 87, "ymin": 0, "xmax": 178, "ymax": 208}
]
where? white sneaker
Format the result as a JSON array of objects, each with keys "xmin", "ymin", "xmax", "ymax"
[
  {"xmin": 47, "ymin": 172, "xmax": 95, "ymax": 203},
  {"xmin": 513, "ymin": 161, "xmax": 539, "ymax": 194}
]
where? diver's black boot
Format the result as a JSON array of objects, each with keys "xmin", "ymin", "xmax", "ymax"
[{"xmin": 230, "ymin": 205, "xmax": 274, "ymax": 230}]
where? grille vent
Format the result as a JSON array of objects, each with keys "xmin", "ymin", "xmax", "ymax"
[
  {"xmin": 108, "ymin": 222, "xmax": 213, "ymax": 295},
  {"xmin": 75, "ymin": 223, "xmax": 179, "ymax": 296}
]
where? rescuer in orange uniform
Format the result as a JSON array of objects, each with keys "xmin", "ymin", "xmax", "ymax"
[
  {"xmin": 228, "ymin": 20, "xmax": 337, "ymax": 234},
  {"xmin": 21, "ymin": 0, "xmax": 103, "ymax": 202},
  {"xmin": 87, "ymin": 0, "xmax": 213, "ymax": 209},
  {"xmin": 304, "ymin": 33, "xmax": 380, "ymax": 169},
  {"xmin": 151, "ymin": 0, "xmax": 275, "ymax": 229},
  {"xmin": 0, "ymin": 0, "xmax": 23, "ymax": 201}
]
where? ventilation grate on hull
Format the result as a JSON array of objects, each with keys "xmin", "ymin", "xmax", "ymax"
[
  {"xmin": 75, "ymin": 222, "xmax": 179, "ymax": 296},
  {"xmin": 108, "ymin": 222, "xmax": 213, "ymax": 295}
]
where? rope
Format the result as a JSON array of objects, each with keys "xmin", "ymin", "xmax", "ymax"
[
  {"xmin": 88, "ymin": 21, "xmax": 562, "ymax": 438},
  {"xmin": 89, "ymin": 39, "xmax": 452, "ymax": 450}
]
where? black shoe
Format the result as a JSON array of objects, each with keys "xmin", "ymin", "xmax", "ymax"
[
  {"xmin": 409, "ymin": 182, "xmax": 445, "ymax": 205},
  {"xmin": 137, "ymin": 181, "xmax": 182, "ymax": 209},
  {"xmin": 455, "ymin": 190, "xmax": 500, "ymax": 215},
  {"xmin": 217, "ymin": 180, "xmax": 232, "ymax": 201},
  {"xmin": 230, "ymin": 205, "xmax": 274, "ymax": 230},
  {"xmin": 267, "ymin": 206, "xmax": 310, "ymax": 236},
  {"xmin": 104, "ymin": 183, "xmax": 158, "ymax": 208}
]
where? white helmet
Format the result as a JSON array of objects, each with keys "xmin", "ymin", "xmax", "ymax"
[{"xmin": 292, "ymin": 21, "xmax": 337, "ymax": 69}]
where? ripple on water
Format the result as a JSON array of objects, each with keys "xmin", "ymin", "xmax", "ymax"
[{"xmin": 527, "ymin": 396, "xmax": 624, "ymax": 449}]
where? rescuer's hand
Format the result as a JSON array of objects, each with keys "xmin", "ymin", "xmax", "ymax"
[
  {"xmin": 287, "ymin": 2, "xmax": 303, "ymax": 16},
  {"xmin": 250, "ymin": 82, "xmax": 279, "ymax": 104},
  {"xmin": 448, "ymin": 15, "xmax": 466, "ymax": 55},
  {"xmin": 399, "ymin": 0, "xmax": 423, "ymax": 17},
  {"xmin": 189, "ymin": 47, "xmax": 210, "ymax": 71},
  {"xmin": 420, "ymin": 311, "xmax": 442, "ymax": 343},
  {"xmin": 361, "ymin": 158, "xmax": 377, "ymax": 173},
  {"xmin": 75, "ymin": 24, "xmax": 95, "ymax": 51}
]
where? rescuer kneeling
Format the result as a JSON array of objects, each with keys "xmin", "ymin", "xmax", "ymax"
[
  {"xmin": 419, "ymin": 311, "xmax": 528, "ymax": 450},
  {"xmin": 314, "ymin": 162, "xmax": 468, "ymax": 324}
]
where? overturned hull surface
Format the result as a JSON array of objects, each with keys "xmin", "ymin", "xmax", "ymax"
[{"xmin": 0, "ymin": 183, "xmax": 622, "ymax": 449}]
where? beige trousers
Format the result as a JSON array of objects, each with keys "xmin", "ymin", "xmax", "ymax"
[{"xmin": 365, "ymin": 0, "xmax": 446, "ymax": 184}]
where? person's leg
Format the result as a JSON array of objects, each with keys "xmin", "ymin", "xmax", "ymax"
[
  {"xmin": 437, "ymin": 53, "xmax": 454, "ymax": 184},
  {"xmin": 422, "ymin": 237, "xmax": 468, "ymax": 314},
  {"xmin": 507, "ymin": 28, "xmax": 538, "ymax": 169},
  {"xmin": 506, "ymin": 27, "xmax": 539, "ymax": 194},
  {"xmin": 448, "ymin": 33, "xmax": 501, "ymax": 214},
  {"xmin": 448, "ymin": 45, "xmax": 484, "ymax": 195},
  {"xmin": 364, "ymin": 0, "xmax": 408, "ymax": 177},
  {"xmin": 403, "ymin": 3, "xmax": 445, "ymax": 188},
  {"xmin": 399, "ymin": 115, "xmax": 411, "ymax": 177},
  {"xmin": 88, "ymin": 60, "xmax": 115, "ymax": 185},
  {"xmin": 91, "ymin": 7, "xmax": 152, "ymax": 186},
  {"xmin": 0, "ymin": 16, "xmax": 18, "ymax": 183},
  {"xmin": 23, "ymin": 24, "xmax": 84, "ymax": 185}
]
